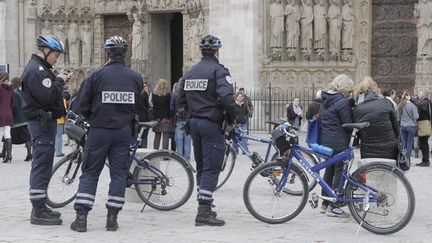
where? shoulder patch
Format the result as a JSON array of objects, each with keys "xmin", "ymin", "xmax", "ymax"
[
  {"xmin": 184, "ymin": 79, "xmax": 208, "ymax": 91},
  {"xmin": 225, "ymin": 76, "xmax": 233, "ymax": 85},
  {"xmin": 39, "ymin": 65, "xmax": 44, "ymax": 71},
  {"xmin": 42, "ymin": 78, "xmax": 52, "ymax": 88}
]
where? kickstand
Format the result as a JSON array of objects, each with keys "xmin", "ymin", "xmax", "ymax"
[
  {"xmin": 356, "ymin": 209, "xmax": 369, "ymax": 237},
  {"xmin": 356, "ymin": 191, "xmax": 370, "ymax": 238},
  {"xmin": 140, "ymin": 190, "xmax": 154, "ymax": 213}
]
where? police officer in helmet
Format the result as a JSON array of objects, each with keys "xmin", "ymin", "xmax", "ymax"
[
  {"xmin": 180, "ymin": 35, "xmax": 236, "ymax": 226},
  {"xmin": 21, "ymin": 35, "xmax": 71, "ymax": 226},
  {"xmin": 70, "ymin": 36, "xmax": 143, "ymax": 232}
]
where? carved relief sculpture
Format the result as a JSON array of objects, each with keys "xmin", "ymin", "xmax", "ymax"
[
  {"xmin": 80, "ymin": 22, "xmax": 93, "ymax": 66},
  {"xmin": 53, "ymin": 23, "xmax": 67, "ymax": 66},
  {"xmin": 67, "ymin": 0, "xmax": 77, "ymax": 12},
  {"xmin": 300, "ymin": 0, "xmax": 313, "ymax": 59},
  {"xmin": 52, "ymin": 0, "xmax": 66, "ymax": 11},
  {"xmin": 314, "ymin": 0, "xmax": 327, "ymax": 58},
  {"xmin": 40, "ymin": 19, "xmax": 53, "ymax": 35},
  {"xmin": 414, "ymin": 0, "xmax": 432, "ymax": 58},
  {"xmin": 80, "ymin": 0, "xmax": 92, "ymax": 11},
  {"xmin": 96, "ymin": 0, "xmax": 105, "ymax": 11},
  {"xmin": 107, "ymin": 0, "xmax": 117, "ymax": 12},
  {"xmin": 269, "ymin": 0, "xmax": 284, "ymax": 59},
  {"xmin": 341, "ymin": 0, "xmax": 355, "ymax": 60},
  {"xmin": 68, "ymin": 22, "xmax": 80, "ymax": 65},
  {"xmin": 285, "ymin": 0, "xmax": 301, "ymax": 59},
  {"xmin": 328, "ymin": 0, "xmax": 342, "ymax": 59}
]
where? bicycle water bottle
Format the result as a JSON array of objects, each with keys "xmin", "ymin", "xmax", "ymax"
[{"xmin": 311, "ymin": 144, "xmax": 333, "ymax": 157}]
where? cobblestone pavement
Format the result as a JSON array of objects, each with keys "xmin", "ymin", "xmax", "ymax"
[{"xmin": 0, "ymin": 132, "xmax": 431, "ymax": 243}]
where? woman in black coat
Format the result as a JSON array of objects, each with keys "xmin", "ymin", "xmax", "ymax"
[
  {"xmin": 353, "ymin": 77, "xmax": 399, "ymax": 160},
  {"xmin": 135, "ymin": 82, "xmax": 152, "ymax": 148}
]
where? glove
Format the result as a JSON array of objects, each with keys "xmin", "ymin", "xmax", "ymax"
[
  {"xmin": 40, "ymin": 111, "xmax": 53, "ymax": 131},
  {"xmin": 225, "ymin": 112, "xmax": 236, "ymax": 125},
  {"xmin": 223, "ymin": 123, "xmax": 235, "ymax": 140}
]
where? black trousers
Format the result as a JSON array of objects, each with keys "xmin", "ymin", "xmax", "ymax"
[{"xmin": 418, "ymin": 135, "xmax": 430, "ymax": 163}]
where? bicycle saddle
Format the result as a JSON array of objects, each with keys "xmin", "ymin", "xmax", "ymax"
[
  {"xmin": 139, "ymin": 121, "xmax": 159, "ymax": 128},
  {"xmin": 265, "ymin": 118, "xmax": 287, "ymax": 126},
  {"xmin": 342, "ymin": 122, "xmax": 370, "ymax": 130}
]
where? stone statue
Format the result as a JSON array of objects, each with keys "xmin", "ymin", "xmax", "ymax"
[
  {"xmin": 189, "ymin": 18, "xmax": 198, "ymax": 60},
  {"xmin": 131, "ymin": 13, "xmax": 147, "ymax": 60},
  {"xmin": 158, "ymin": 0, "xmax": 166, "ymax": 9},
  {"xmin": 152, "ymin": 0, "xmax": 158, "ymax": 8},
  {"xmin": 300, "ymin": 0, "xmax": 314, "ymax": 54},
  {"xmin": 314, "ymin": 0, "xmax": 327, "ymax": 55},
  {"xmin": 269, "ymin": 0, "xmax": 284, "ymax": 49},
  {"xmin": 80, "ymin": 22, "xmax": 93, "ymax": 66},
  {"xmin": 342, "ymin": 0, "xmax": 355, "ymax": 50},
  {"xmin": 328, "ymin": 0, "xmax": 342, "ymax": 58},
  {"xmin": 414, "ymin": 0, "xmax": 432, "ymax": 58},
  {"xmin": 80, "ymin": 0, "xmax": 92, "ymax": 11},
  {"xmin": 68, "ymin": 22, "xmax": 80, "ymax": 65},
  {"xmin": 53, "ymin": 23, "xmax": 66, "ymax": 65},
  {"xmin": 285, "ymin": 0, "xmax": 301, "ymax": 54},
  {"xmin": 40, "ymin": 19, "xmax": 53, "ymax": 35},
  {"xmin": 52, "ymin": 0, "xmax": 66, "ymax": 10}
]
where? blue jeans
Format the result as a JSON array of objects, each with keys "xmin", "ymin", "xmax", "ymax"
[
  {"xmin": 175, "ymin": 121, "xmax": 192, "ymax": 160},
  {"xmin": 233, "ymin": 123, "xmax": 249, "ymax": 153},
  {"xmin": 55, "ymin": 124, "xmax": 64, "ymax": 156},
  {"xmin": 400, "ymin": 125, "xmax": 416, "ymax": 159}
]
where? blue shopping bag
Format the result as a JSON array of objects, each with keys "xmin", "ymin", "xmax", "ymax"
[{"xmin": 306, "ymin": 116, "xmax": 320, "ymax": 146}]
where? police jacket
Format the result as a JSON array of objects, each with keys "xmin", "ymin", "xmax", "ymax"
[
  {"xmin": 74, "ymin": 59, "xmax": 143, "ymax": 129},
  {"xmin": 180, "ymin": 55, "xmax": 236, "ymax": 122},
  {"xmin": 320, "ymin": 91, "xmax": 353, "ymax": 153},
  {"xmin": 21, "ymin": 54, "xmax": 66, "ymax": 120},
  {"xmin": 353, "ymin": 92, "xmax": 398, "ymax": 159}
]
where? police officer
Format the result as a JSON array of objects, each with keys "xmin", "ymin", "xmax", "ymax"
[
  {"xmin": 180, "ymin": 35, "xmax": 236, "ymax": 226},
  {"xmin": 70, "ymin": 36, "xmax": 143, "ymax": 232},
  {"xmin": 21, "ymin": 35, "xmax": 70, "ymax": 226}
]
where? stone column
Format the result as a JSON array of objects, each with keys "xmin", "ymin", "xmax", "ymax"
[{"xmin": 0, "ymin": 0, "xmax": 6, "ymax": 64}]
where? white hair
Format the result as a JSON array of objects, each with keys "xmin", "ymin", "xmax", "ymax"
[
  {"xmin": 316, "ymin": 90, "xmax": 322, "ymax": 99},
  {"xmin": 329, "ymin": 74, "xmax": 354, "ymax": 94}
]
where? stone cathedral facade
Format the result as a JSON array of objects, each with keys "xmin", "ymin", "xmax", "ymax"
[{"xmin": 0, "ymin": 0, "xmax": 430, "ymax": 93}]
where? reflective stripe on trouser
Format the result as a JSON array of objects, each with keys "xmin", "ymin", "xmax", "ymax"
[
  {"xmin": 28, "ymin": 120, "xmax": 57, "ymax": 208},
  {"xmin": 74, "ymin": 126, "xmax": 132, "ymax": 214},
  {"xmin": 189, "ymin": 118, "xmax": 225, "ymax": 205}
]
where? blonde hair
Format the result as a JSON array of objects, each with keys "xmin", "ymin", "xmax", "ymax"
[
  {"xmin": 354, "ymin": 76, "xmax": 381, "ymax": 97},
  {"xmin": 153, "ymin": 79, "xmax": 170, "ymax": 96},
  {"xmin": 329, "ymin": 74, "xmax": 354, "ymax": 94}
]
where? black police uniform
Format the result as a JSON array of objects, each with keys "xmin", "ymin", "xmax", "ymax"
[
  {"xmin": 21, "ymin": 54, "xmax": 66, "ymax": 208},
  {"xmin": 73, "ymin": 59, "xmax": 143, "ymax": 215},
  {"xmin": 180, "ymin": 55, "xmax": 236, "ymax": 206}
]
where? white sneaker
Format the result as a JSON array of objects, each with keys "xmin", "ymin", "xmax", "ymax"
[{"xmin": 326, "ymin": 206, "xmax": 350, "ymax": 218}]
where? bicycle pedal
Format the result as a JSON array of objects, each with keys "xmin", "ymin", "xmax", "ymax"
[{"xmin": 309, "ymin": 199, "xmax": 318, "ymax": 209}]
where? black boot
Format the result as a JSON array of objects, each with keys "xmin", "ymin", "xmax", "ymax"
[
  {"xmin": 106, "ymin": 210, "xmax": 119, "ymax": 231},
  {"xmin": 195, "ymin": 205, "xmax": 225, "ymax": 226},
  {"xmin": 71, "ymin": 214, "xmax": 87, "ymax": 232},
  {"xmin": 41, "ymin": 205, "xmax": 61, "ymax": 218},
  {"xmin": 24, "ymin": 142, "xmax": 32, "ymax": 162},
  {"xmin": 30, "ymin": 207, "xmax": 63, "ymax": 225},
  {"xmin": 2, "ymin": 138, "xmax": 12, "ymax": 163}
]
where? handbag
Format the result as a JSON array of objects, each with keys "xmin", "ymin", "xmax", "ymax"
[
  {"xmin": 306, "ymin": 114, "xmax": 320, "ymax": 146},
  {"xmin": 417, "ymin": 120, "xmax": 431, "ymax": 137},
  {"xmin": 396, "ymin": 136, "xmax": 410, "ymax": 171}
]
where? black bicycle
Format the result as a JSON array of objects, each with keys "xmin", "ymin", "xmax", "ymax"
[{"xmin": 46, "ymin": 111, "xmax": 195, "ymax": 211}]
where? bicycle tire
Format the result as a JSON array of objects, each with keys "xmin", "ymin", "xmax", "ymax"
[
  {"xmin": 271, "ymin": 150, "xmax": 319, "ymax": 194},
  {"xmin": 215, "ymin": 145, "xmax": 237, "ymax": 190},
  {"xmin": 243, "ymin": 160, "xmax": 309, "ymax": 224},
  {"xmin": 133, "ymin": 150, "xmax": 194, "ymax": 211},
  {"xmin": 345, "ymin": 162, "xmax": 415, "ymax": 235},
  {"xmin": 46, "ymin": 149, "xmax": 83, "ymax": 208}
]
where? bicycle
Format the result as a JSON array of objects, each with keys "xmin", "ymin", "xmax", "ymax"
[
  {"xmin": 46, "ymin": 111, "xmax": 195, "ymax": 211},
  {"xmin": 243, "ymin": 122, "xmax": 415, "ymax": 235},
  {"xmin": 217, "ymin": 121, "xmax": 320, "ymax": 193}
]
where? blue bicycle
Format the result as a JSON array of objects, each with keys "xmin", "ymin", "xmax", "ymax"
[
  {"xmin": 217, "ymin": 121, "xmax": 320, "ymax": 192},
  {"xmin": 243, "ymin": 122, "xmax": 415, "ymax": 235}
]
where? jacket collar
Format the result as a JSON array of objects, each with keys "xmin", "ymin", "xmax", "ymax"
[
  {"xmin": 201, "ymin": 55, "xmax": 219, "ymax": 63},
  {"xmin": 104, "ymin": 58, "xmax": 125, "ymax": 67},
  {"xmin": 356, "ymin": 91, "xmax": 380, "ymax": 105},
  {"xmin": 32, "ymin": 54, "xmax": 53, "ymax": 69}
]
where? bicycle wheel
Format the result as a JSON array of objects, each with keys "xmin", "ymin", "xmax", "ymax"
[
  {"xmin": 243, "ymin": 160, "xmax": 309, "ymax": 224},
  {"xmin": 46, "ymin": 149, "xmax": 83, "ymax": 208},
  {"xmin": 215, "ymin": 145, "xmax": 236, "ymax": 190},
  {"xmin": 346, "ymin": 162, "xmax": 415, "ymax": 235},
  {"xmin": 133, "ymin": 151, "xmax": 194, "ymax": 211},
  {"xmin": 271, "ymin": 150, "xmax": 319, "ymax": 194}
]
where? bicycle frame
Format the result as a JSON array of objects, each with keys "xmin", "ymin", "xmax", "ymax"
[
  {"xmin": 231, "ymin": 127, "xmax": 278, "ymax": 163},
  {"xmin": 285, "ymin": 144, "xmax": 381, "ymax": 204}
]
